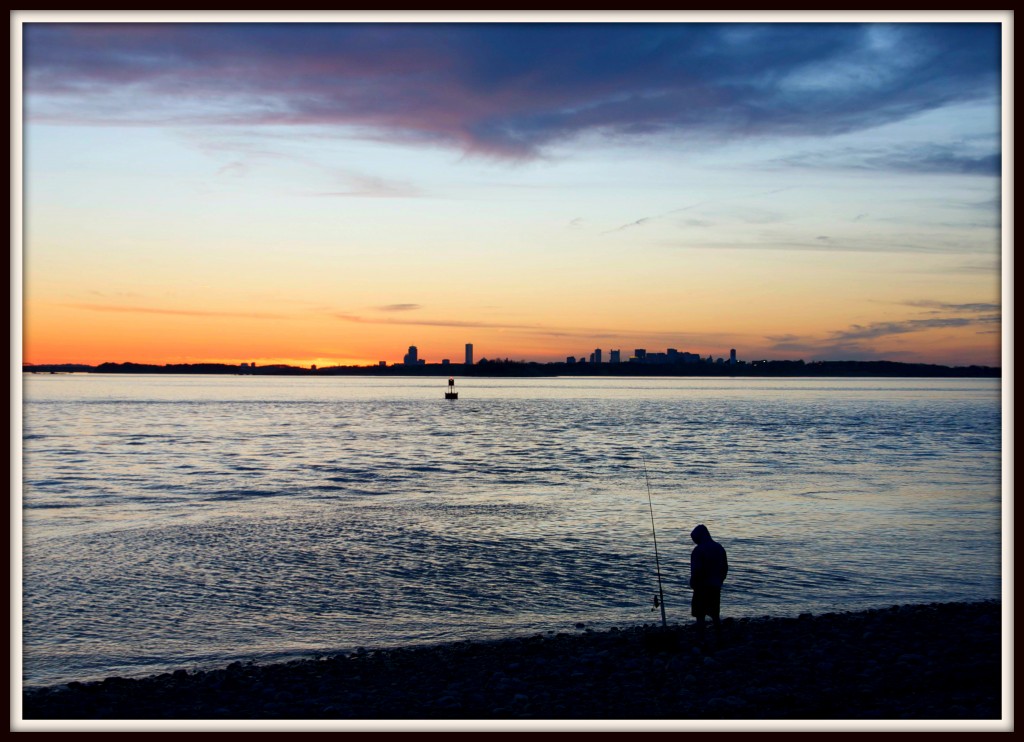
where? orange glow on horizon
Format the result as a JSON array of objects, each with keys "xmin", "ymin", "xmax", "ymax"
[
  {"xmin": 22, "ymin": 330, "xmax": 1001, "ymax": 370},
  {"xmin": 22, "ymin": 294, "xmax": 1002, "ymax": 369}
]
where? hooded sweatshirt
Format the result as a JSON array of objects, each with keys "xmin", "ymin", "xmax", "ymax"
[{"xmin": 689, "ymin": 524, "xmax": 728, "ymax": 590}]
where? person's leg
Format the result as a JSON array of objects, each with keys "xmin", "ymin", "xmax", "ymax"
[
  {"xmin": 709, "ymin": 588, "xmax": 722, "ymax": 643},
  {"xmin": 693, "ymin": 590, "xmax": 707, "ymax": 640}
]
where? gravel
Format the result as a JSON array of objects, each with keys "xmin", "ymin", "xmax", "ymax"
[{"xmin": 21, "ymin": 600, "xmax": 1003, "ymax": 723}]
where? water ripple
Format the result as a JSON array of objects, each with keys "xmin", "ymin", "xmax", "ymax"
[{"xmin": 20, "ymin": 375, "xmax": 1001, "ymax": 686}]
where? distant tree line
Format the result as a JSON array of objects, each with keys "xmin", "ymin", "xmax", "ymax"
[{"xmin": 23, "ymin": 359, "xmax": 1000, "ymax": 378}]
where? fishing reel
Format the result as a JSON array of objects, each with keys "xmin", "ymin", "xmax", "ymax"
[{"xmin": 651, "ymin": 595, "xmax": 661, "ymax": 612}]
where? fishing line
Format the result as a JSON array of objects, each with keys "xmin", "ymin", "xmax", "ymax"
[{"xmin": 642, "ymin": 454, "xmax": 668, "ymax": 629}]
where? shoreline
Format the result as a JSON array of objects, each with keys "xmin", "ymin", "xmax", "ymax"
[
  {"xmin": 22, "ymin": 359, "xmax": 1001, "ymax": 378},
  {"xmin": 20, "ymin": 600, "xmax": 1004, "ymax": 723}
]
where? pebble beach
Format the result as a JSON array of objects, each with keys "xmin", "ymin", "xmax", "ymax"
[{"xmin": 19, "ymin": 600, "xmax": 1005, "ymax": 728}]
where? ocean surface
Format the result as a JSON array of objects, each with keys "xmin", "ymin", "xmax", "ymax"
[{"xmin": 19, "ymin": 374, "xmax": 1004, "ymax": 688}]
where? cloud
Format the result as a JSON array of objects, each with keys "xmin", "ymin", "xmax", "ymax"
[
  {"xmin": 191, "ymin": 131, "xmax": 425, "ymax": 197},
  {"xmin": 67, "ymin": 303, "xmax": 288, "ymax": 319},
  {"xmin": 311, "ymin": 170, "xmax": 421, "ymax": 198},
  {"xmin": 665, "ymin": 223, "xmax": 998, "ymax": 254},
  {"xmin": 334, "ymin": 312, "xmax": 545, "ymax": 331},
  {"xmin": 23, "ymin": 22, "xmax": 1002, "ymax": 158},
  {"xmin": 828, "ymin": 316, "xmax": 997, "ymax": 342},
  {"xmin": 903, "ymin": 300, "xmax": 1000, "ymax": 314},
  {"xmin": 602, "ymin": 203, "xmax": 707, "ymax": 235},
  {"xmin": 216, "ymin": 161, "xmax": 248, "ymax": 177},
  {"xmin": 937, "ymin": 260, "xmax": 1002, "ymax": 275},
  {"xmin": 776, "ymin": 142, "xmax": 1001, "ymax": 176},
  {"xmin": 820, "ymin": 345, "xmax": 923, "ymax": 363},
  {"xmin": 765, "ymin": 303, "xmax": 1000, "ymax": 361},
  {"xmin": 603, "ymin": 215, "xmax": 658, "ymax": 234},
  {"xmin": 375, "ymin": 304, "xmax": 422, "ymax": 312},
  {"xmin": 765, "ymin": 335, "xmax": 951, "ymax": 363},
  {"xmin": 821, "ymin": 298, "xmax": 1000, "ymax": 345},
  {"xmin": 665, "ymin": 238, "xmax": 938, "ymax": 254},
  {"xmin": 764, "ymin": 333, "xmax": 801, "ymax": 344},
  {"xmin": 332, "ymin": 311, "xmax": 748, "ymax": 349},
  {"xmin": 604, "ymin": 187, "xmax": 790, "ymax": 234},
  {"xmin": 765, "ymin": 336, "xmax": 915, "ymax": 361}
]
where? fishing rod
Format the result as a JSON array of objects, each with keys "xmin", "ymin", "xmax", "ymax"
[{"xmin": 642, "ymin": 454, "xmax": 668, "ymax": 629}]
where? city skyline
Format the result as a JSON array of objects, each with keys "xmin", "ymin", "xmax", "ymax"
[
  {"xmin": 16, "ymin": 13, "xmax": 1008, "ymax": 369},
  {"xmin": 399, "ymin": 342, "xmax": 741, "ymax": 367}
]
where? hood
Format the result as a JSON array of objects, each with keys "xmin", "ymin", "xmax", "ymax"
[{"xmin": 691, "ymin": 524, "xmax": 711, "ymax": 544}]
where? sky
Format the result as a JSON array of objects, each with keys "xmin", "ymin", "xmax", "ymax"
[{"xmin": 16, "ymin": 12, "xmax": 1008, "ymax": 368}]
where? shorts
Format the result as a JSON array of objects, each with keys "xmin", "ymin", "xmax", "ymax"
[{"xmin": 691, "ymin": 586, "xmax": 722, "ymax": 619}]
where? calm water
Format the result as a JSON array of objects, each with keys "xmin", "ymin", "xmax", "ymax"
[{"xmin": 19, "ymin": 374, "xmax": 1003, "ymax": 687}]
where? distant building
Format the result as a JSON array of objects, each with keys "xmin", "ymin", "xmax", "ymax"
[
  {"xmin": 730, "ymin": 349, "xmax": 737, "ymax": 365},
  {"xmin": 594, "ymin": 348, "xmax": 602, "ymax": 364},
  {"xmin": 567, "ymin": 356, "xmax": 577, "ymax": 364},
  {"xmin": 379, "ymin": 361, "xmax": 387, "ymax": 367},
  {"xmin": 465, "ymin": 343, "xmax": 474, "ymax": 366},
  {"xmin": 441, "ymin": 359, "xmax": 450, "ymax": 366},
  {"xmin": 610, "ymin": 349, "xmax": 620, "ymax": 364},
  {"xmin": 403, "ymin": 346, "xmax": 419, "ymax": 366},
  {"xmin": 310, "ymin": 364, "xmax": 317, "ymax": 371},
  {"xmin": 634, "ymin": 349, "xmax": 647, "ymax": 362}
]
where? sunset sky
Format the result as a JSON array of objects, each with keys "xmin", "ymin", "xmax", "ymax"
[{"xmin": 16, "ymin": 13, "xmax": 1007, "ymax": 368}]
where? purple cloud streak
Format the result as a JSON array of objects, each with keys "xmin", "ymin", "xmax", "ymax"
[{"xmin": 24, "ymin": 22, "xmax": 1001, "ymax": 159}]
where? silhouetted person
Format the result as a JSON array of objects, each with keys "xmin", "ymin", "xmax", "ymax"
[{"xmin": 689, "ymin": 524, "xmax": 728, "ymax": 640}]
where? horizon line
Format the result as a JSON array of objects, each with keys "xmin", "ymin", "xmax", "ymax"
[{"xmin": 22, "ymin": 358, "xmax": 1002, "ymax": 370}]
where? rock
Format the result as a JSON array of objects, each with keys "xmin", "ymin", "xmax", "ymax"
[{"xmin": 20, "ymin": 600, "xmax": 1003, "ymax": 722}]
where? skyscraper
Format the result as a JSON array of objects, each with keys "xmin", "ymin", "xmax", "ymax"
[
  {"xmin": 465, "ymin": 343, "xmax": 473, "ymax": 366},
  {"xmin": 403, "ymin": 346, "xmax": 418, "ymax": 365}
]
